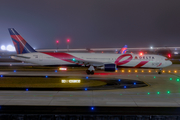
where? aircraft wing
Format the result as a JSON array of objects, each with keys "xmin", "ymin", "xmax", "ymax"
[{"xmin": 68, "ymin": 58, "xmax": 111, "ymax": 66}]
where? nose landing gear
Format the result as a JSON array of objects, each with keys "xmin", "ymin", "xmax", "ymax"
[
  {"xmin": 158, "ymin": 68, "xmax": 162, "ymax": 74},
  {"xmin": 86, "ymin": 65, "xmax": 95, "ymax": 75}
]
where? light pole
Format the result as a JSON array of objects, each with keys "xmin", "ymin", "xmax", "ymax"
[
  {"xmin": 56, "ymin": 40, "xmax": 59, "ymax": 52},
  {"xmin": 67, "ymin": 39, "xmax": 70, "ymax": 52}
]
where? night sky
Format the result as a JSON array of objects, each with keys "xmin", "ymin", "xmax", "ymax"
[{"xmin": 0, "ymin": 0, "xmax": 180, "ymax": 49}]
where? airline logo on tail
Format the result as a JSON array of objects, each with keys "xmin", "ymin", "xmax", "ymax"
[
  {"xmin": 8, "ymin": 28, "xmax": 36, "ymax": 54},
  {"xmin": 118, "ymin": 45, "xmax": 127, "ymax": 54}
]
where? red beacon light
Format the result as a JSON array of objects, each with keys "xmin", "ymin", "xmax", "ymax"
[
  {"xmin": 139, "ymin": 52, "xmax": 143, "ymax": 56},
  {"xmin": 56, "ymin": 40, "xmax": 59, "ymax": 44},
  {"xmin": 67, "ymin": 39, "xmax": 70, "ymax": 43},
  {"xmin": 168, "ymin": 54, "xmax": 171, "ymax": 58}
]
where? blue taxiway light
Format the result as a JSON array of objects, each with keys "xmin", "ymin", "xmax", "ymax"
[
  {"xmin": 26, "ymin": 89, "xmax": 28, "ymax": 91},
  {"xmin": 85, "ymin": 88, "xmax": 87, "ymax": 91},
  {"xmin": 118, "ymin": 79, "xmax": 121, "ymax": 81},
  {"xmin": 55, "ymin": 70, "xmax": 57, "ymax": 72},
  {"xmin": 134, "ymin": 82, "xmax": 136, "ymax": 85},
  {"xmin": 14, "ymin": 70, "xmax": 16, "ymax": 72},
  {"xmin": 86, "ymin": 77, "xmax": 88, "ymax": 79},
  {"xmin": 0, "ymin": 75, "xmax": 3, "ymax": 77},
  {"xmin": 91, "ymin": 107, "xmax": 94, "ymax": 110},
  {"xmin": 124, "ymin": 86, "xmax": 126, "ymax": 88},
  {"xmin": 46, "ymin": 76, "xmax": 48, "ymax": 78}
]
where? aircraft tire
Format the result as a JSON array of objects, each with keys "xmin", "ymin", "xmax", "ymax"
[
  {"xmin": 90, "ymin": 71, "xmax": 94, "ymax": 75},
  {"xmin": 86, "ymin": 70, "xmax": 91, "ymax": 75},
  {"xmin": 158, "ymin": 71, "xmax": 162, "ymax": 74}
]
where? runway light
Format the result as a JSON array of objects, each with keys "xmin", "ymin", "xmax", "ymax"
[
  {"xmin": 59, "ymin": 67, "xmax": 67, "ymax": 71},
  {"xmin": 7, "ymin": 45, "xmax": 15, "ymax": 51},
  {"xmin": 168, "ymin": 71, "xmax": 171, "ymax": 73},
  {"xmin": 85, "ymin": 88, "xmax": 87, "ymax": 91},
  {"xmin": 177, "ymin": 78, "xmax": 180, "ymax": 82},
  {"xmin": 128, "ymin": 70, "xmax": 131, "ymax": 72},
  {"xmin": 157, "ymin": 92, "xmax": 160, "ymax": 94},
  {"xmin": 170, "ymin": 78, "xmax": 172, "ymax": 80},
  {"xmin": 86, "ymin": 77, "xmax": 88, "ymax": 79},
  {"xmin": 134, "ymin": 82, "xmax": 136, "ymax": 85},
  {"xmin": 55, "ymin": 70, "xmax": 57, "ymax": 72},
  {"xmin": 149, "ymin": 70, "xmax": 151, "ymax": 73},
  {"xmin": 62, "ymin": 79, "xmax": 81, "ymax": 83},
  {"xmin": 91, "ymin": 107, "xmax": 94, "ymax": 110},
  {"xmin": 147, "ymin": 92, "xmax": 150, "ymax": 95},
  {"xmin": 142, "ymin": 70, "xmax": 144, "ymax": 72},
  {"xmin": 46, "ymin": 76, "xmax": 48, "ymax": 78},
  {"xmin": 135, "ymin": 70, "xmax": 137, "ymax": 73},
  {"xmin": 154, "ymin": 76, "xmax": 156, "ymax": 78},
  {"xmin": 122, "ymin": 70, "xmax": 124, "ymax": 73},
  {"xmin": 163, "ymin": 70, "xmax": 165, "ymax": 73},
  {"xmin": 118, "ymin": 79, "xmax": 121, "ymax": 81},
  {"xmin": 124, "ymin": 86, "xmax": 126, "ymax": 88},
  {"xmin": 14, "ymin": 70, "xmax": 16, "ymax": 72},
  {"xmin": 1, "ymin": 45, "xmax": 6, "ymax": 50},
  {"xmin": 174, "ymin": 70, "xmax": 177, "ymax": 73},
  {"xmin": 0, "ymin": 75, "xmax": 3, "ymax": 77},
  {"xmin": 26, "ymin": 88, "xmax": 28, "ymax": 91},
  {"xmin": 115, "ymin": 70, "xmax": 118, "ymax": 72},
  {"xmin": 167, "ymin": 91, "xmax": 170, "ymax": 94}
]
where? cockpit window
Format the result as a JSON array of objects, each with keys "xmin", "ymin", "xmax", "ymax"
[{"xmin": 165, "ymin": 58, "xmax": 169, "ymax": 61}]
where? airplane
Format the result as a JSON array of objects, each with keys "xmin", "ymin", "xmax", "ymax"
[
  {"xmin": 8, "ymin": 28, "xmax": 172, "ymax": 75},
  {"xmin": 118, "ymin": 45, "xmax": 127, "ymax": 54},
  {"xmin": 87, "ymin": 45, "xmax": 127, "ymax": 54}
]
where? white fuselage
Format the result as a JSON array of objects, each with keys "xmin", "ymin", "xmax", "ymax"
[{"xmin": 11, "ymin": 52, "xmax": 172, "ymax": 68}]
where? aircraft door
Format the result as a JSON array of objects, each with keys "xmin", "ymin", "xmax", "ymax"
[{"xmin": 39, "ymin": 55, "xmax": 43, "ymax": 61}]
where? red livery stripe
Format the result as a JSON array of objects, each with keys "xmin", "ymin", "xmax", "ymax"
[
  {"xmin": 134, "ymin": 61, "xmax": 148, "ymax": 68},
  {"xmin": 115, "ymin": 54, "xmax": 133, "ymax": 66},
  {"xmin": 42, "ymin": 52, "xmax": 83, "ymax": 63}
]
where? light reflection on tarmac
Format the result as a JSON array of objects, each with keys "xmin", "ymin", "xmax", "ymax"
[{"xmin": 0, "ymin": 64, "xmax": 179, "ymax": 106}]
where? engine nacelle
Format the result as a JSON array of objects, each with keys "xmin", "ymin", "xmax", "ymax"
[{"xmin": 104, "ymin": 64, "xmax": 116, "ymax": 72}]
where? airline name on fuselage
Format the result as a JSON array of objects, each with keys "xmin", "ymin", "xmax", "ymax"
[{"xmin": 134, "ymin": 56, "xmax": 155, "ymax": 59}]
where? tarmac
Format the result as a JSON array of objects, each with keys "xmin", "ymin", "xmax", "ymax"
[{"xmin": 0, "ymin": 64, "xmax": 179, "ymax": 107}]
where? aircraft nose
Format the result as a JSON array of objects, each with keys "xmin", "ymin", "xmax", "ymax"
[{"xmin": 166, "ymin": 60, "xmax": 172, "ymax": 66}]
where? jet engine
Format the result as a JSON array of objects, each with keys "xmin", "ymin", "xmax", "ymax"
[{"xmin": 104, "ymin": 64, "xmax": 116, "ymax": 72}]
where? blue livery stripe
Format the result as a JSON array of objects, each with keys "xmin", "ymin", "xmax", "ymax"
[
  {"xmin": 8, "ymin": 28, "xmax": 36, "ymax": 54},
  {"xmin": 8, "ymin": 28, "xmax": 20, "ymax": 35}
]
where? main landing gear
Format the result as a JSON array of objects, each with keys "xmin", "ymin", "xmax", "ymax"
[
  {"xmin": 86, "ymin": 65, "xmax": 95, "ymax": 75},
  {"xmin": 158, "ymin": 68, "xmax": 162, "ymax": 74}
]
